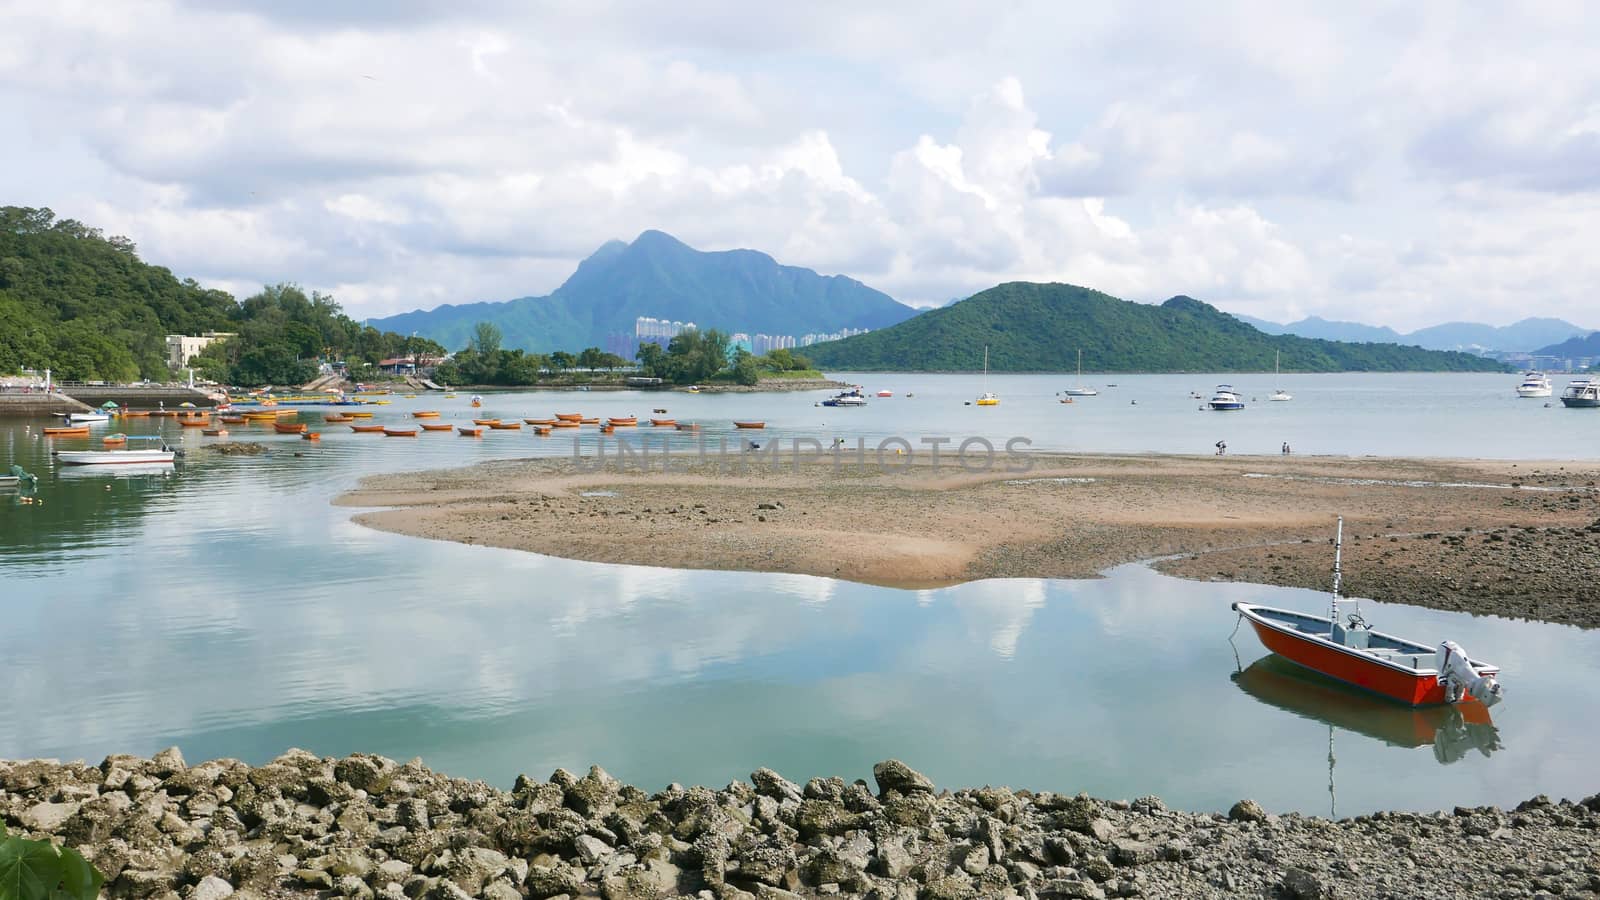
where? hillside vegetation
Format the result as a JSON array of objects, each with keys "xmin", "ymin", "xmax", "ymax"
[{"xmin": 805, "ymin": 283, "xmax": 1509, "ymax": 372}]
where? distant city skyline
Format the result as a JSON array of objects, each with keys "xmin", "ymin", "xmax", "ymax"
[
  {"xmin": 5, "ymin": 4, "xmax": 1599, "ymax": 331},
  {"xmin": 609, "ymin": 316, "xmax": 870, "ymax": 358}
]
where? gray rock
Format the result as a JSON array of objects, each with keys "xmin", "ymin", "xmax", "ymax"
[
  {"xmin": 526, "ymin": 866, "xmax": 582, "ymax": 899},
  {"xmin": 483, "ymin": 879, "xmax": 523, "ymax": 900},
  {"xmin": 600, "ymin": 859, "xmax": 680, "ymax": 900},
  {"xmin": 20, "ymin": 800, "xmax": 82, "ymax": 832},
  {"xmin": 870, "ymin": 760, "xmax": 934, "ymax": 797},
  {"xmin": 750, "ymin": 769, "xmax": 803, "ymax": 803},
  {"xmin": 189, "ymin": 876, "xmax": 234, "ymax": 900},
  {"xmin": 1280, "ymin": 867, "xmax": 1330, "ymax": 900},
  {"xmin": 1087, "ymin": 819, "xmax": 1117, "ymax": 844},
  {"xmin": 1227, "ymin": 800, "xmax": 1267, "ymax": 823},
  {"xmin": 1108, "ymin": 840, "xmax": 1154, "ymax": 867},
  {"xmin": 151, "ymin": 747, "xmax": 186, "ymax": 775},
  {"xmin": 574, "ymin": 833, "xmax": 615, "ymax": 865}
]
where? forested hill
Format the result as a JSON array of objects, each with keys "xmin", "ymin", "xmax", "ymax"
[
  {"xmin": 0, "ymin": 206, "xmax": 238, "ymax": 380},
  {"xmin": 803, "ymin": 282, "xmax": 1510, "ymax": 373}
]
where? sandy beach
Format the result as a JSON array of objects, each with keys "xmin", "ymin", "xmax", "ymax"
[{"xmin": 338, "ymin": 450, "xmax": 1600, "ymax": 626}]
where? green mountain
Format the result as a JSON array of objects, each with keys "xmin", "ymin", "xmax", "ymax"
[
  {"xmin": 371, "ymin": 230, "xmax": 918, "ymax": 352},
  {"xmin": 0, "ymin": 206, "xmax": 238, "ymax": 380},
  {"xmin": 1534, "ymin": 331, "xmax": 1600, "ymax": 358},
  {"xmin": 804, "ymin": 282, "xmax": 1510, "ymax": 372}
]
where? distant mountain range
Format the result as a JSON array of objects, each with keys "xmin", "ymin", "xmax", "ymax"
[
  {"xmin": 805, "ymin": 283, "xmax": 1509, "ymax": 373},
  {"xmin": 1233, "ymin": 314, "xmax": 1590, "ymax": 353},
  {"xmin": 372, "ymin": 230, "xmax": 919, "ymax": 353},
  {"xmin": 1533, "ymin": 331, "xmax": 1600, "ymax": 358}
]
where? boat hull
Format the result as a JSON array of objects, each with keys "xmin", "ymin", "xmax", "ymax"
[
  {"xmin": 1560, "ymin": 397, "xmax": 1600, "ymax": 408},
  {"xmin": 1209, "ymin": 402, "xmax": 1245, "ymax": 410},
  {"xmin": 57, "ymin": 450, "xmax": 175, "ymax": 465}
]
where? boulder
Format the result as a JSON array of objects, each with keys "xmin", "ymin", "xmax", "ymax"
[
  {"xmin": 750, "ymin": 769, "xmax": 803, "ymax": 803},
  {"xmin": 870, "ymin": 761, "xmax": 934, "ymax": 797},
  {"xmin": 600, "ymin": 859, "xmax": 681, "ymax": 900},
  {"xmin": 1227, "ymin": 800, "xmax": 1268, "ymax": 824},
  {"xmin": 20, "ymin": 800, "xmax": 82, "ymax": 832}
]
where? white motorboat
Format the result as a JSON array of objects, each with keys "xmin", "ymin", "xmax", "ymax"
[
  {"xmin": 1208, "ymin": 385, "xmax": 1245, "ymax": 411},
  {"xmin": 822, "ymin": 387, "xmax": 868, "ymax": 407},
  {"xmin": 64, "ymin": 411, "xmax": 111, "ymax": 423},
  {"xmin": 1516, "ymin": 371, "xmax": 1553, "ymax": 398},
  {"xmin": 1559, "ymin": 377, "xmax": 1600, "ymax": 408},
  {"xmin": 1062, "ymin": 349, "xmax": 1098, "ymax": 397},
  {"xmin": 56, "ymin": 448, "xmax": 176, "ymax": 465}
]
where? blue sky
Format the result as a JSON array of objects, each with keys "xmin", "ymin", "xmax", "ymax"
[{"xmin": 2, "ymin": 0, "xmax": 1597, "ymax": 330}]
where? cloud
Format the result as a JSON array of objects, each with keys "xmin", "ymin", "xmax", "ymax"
[{"xmin": 3, "ymin": 1, "xmax": 1599, "ymax": 330}]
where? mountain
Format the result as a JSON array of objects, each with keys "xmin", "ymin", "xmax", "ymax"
[
  {"xmin": 804, "ymin": 283, "xmax": 1509, "ymax": 373},
  {"xmin": 1237, "ymin": 313, "xmax": 1588, "ymax": 353},
  {"xmin": 373, "ymin": 230, "xmax": 919, "ymax": 352},
  {"xmin": 1533, "ymin": 331, "xmax": 1600, "ymax": 358}
]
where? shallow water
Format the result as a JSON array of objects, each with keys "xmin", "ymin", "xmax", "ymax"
[{"xmin": 3, "ymin": 375, "xmax": 1597, "ymax": 815}]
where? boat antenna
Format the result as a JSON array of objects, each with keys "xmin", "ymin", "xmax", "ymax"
[{"xmin": 1329, "ymin": 516, "xmax": 1344, "ymax": 625}]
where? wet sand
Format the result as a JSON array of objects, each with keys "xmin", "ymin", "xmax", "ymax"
[{"xmin": 337, "ymin": 451, "xmax": 1600, "ymax": 625}]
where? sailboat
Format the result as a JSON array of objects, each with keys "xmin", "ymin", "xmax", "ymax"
[
  {"xmin": 1270, "ymin": 351, "xmax": 1292, "ymax": 401},
  {"xmin": 975, "ymin": 345, "xmax": 998, "ymax": 406},
  {"xmin": 1062, "ymin": 349, "xmax": 1098, "ymax": 397}
]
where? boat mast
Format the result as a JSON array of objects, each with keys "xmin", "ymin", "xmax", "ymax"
[
  {"xmin": 1329, "ymin": 516, "xmax": 1344, "ymax": 624},
  {"xmin": 983, "ymin": 345, "xmax": 989, "ymax": 392}
]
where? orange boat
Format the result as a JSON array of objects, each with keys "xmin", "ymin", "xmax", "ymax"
[
  {"xmin": 533, "ymin": 426, "xmax": 552, "ymax": 435},
  {"xmin": 457, "ymin": 426, "xmax": 483, "ymax": 436},
  {"xmin": 274, "ymin": 422, "xmax": 307, "ymax": 434},
  {"xmin": 579, "ymin": 417, "xmax": 600, "ymax": 425},
  {"xmin": 675, "ymin": 423, "xmax": 701, "ymax": 431},
  {"xmin": 43, "ymin": 426, "xmax": 90, "ymax": 437},
  {"xmin": 179, "ymin": 417, "xmax": 209, "ymax": 427},
  {"xmin": 220, "ymin": 415, "xmax": 246, "ymax": 424},
  {"xmin": 555, "ymin": 413, "xmax": 583, "ymax": 422},
  {"xmin": 274, "ymin": 409, "xmax": 298, "ymax": 417},
  {"xmin": 150, "ymin": 410, "xmax": 180, "ymax": 417},
  {"xmin": 243, "ymin": 412, "xmax": 277, "ymax": 422},
  {"xmin": 472, "ymin": 418, "xmax": 500, "ymax": 426},
  {"xmin": 600, "ymin": 424, "xmax": 614, "ymax": 434},
  {"xmin": 351, "ymin": 424, "xmax": 386, "ymax": 433},
  {"xmin": 649, "ymin": 418, "xmax": 676, "ymax": 427},
  {"xmin": 383, "ymin": 427, "xmax": 418, "ymax": 437},
  {"xmin": 412, "ymin": 411, "xmax": 441, "ymax": 418},
  {"xmin": 552, "ymin": 420, "xmax": 580, "ymax": 428},
  {"xmin": 102, "ymin": 434, "xmax": 127, "ymax": 446},
  {"xmin": 470, "ymin": 400, "xmax": 482, "ymax": 408},
  {"xmin": 302, "ymin": 432, "xmax": 321, "ymax": 441},
  {"xmin": 121, "ymin": 410, "xmax": 151, "ymax": 418},
  {"xmin": 734, "ymin": 421, "xmax": 765, "ymax": 429},
  {"xmin": 421, "ymin": 422, "xmax": 453, "ymax": 431},
  {"xmin": 524, "ymin": 418, "xmax": 557, "ymax": 425},
  {"xmin": 324, "ymin": 414, "xmax": 355, "ymax": 423},
  {"xmin": 607, "ymin": 417, "xmax": 638, "ymax": 427},
  {"xmin": 202, "ymin": 428, "xmax": 228, "ymax": 436},
  {"xmin": 489, "ymin": 421, "xmax": 521, "ymax": 430}
]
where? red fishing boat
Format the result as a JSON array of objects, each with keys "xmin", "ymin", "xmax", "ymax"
[{"xmin": 1232, "ymin": 518, "xmax": 1504, "ymax": 708}]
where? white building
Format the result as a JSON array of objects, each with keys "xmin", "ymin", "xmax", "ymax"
[{"xmin": 166, "ymin": 332, "xmax": 236, "ymax": 369}]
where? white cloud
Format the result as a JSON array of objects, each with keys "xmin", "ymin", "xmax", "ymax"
[{"xmin": 3, "ymin": 0, "xmax": 1599, "ymax": 331}]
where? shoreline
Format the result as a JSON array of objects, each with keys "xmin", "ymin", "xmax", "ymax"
[
  {"xmin": 3, "ymin": 752, "xmax": 1595, "ymax": 900},
  {"xmin": 337, "ymin": 451, "xmax": 1600, "ymax": 627}
]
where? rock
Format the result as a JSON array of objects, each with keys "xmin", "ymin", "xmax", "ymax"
[
  {"xmin": 750, "ymin": 769, "xmax": 803, "ymax": 803},
  {"xmin": 189, "ymin": 876, "xmax": 234, "ymax": 900},
  {"xmin": 870, "ymin": 760, "xmax": 934, "ymax": 797},
  {"xmin": 755, "ymin": 887, "xmax": 805, "ymax": 900},
  {"xmin": 1109, "ymin": 839, "xmax": 1154, "ymax": 867},
  {"xmin": 483, "ymin": 879, "xmax": 523, "ymax": 900},
  {"xmin": 328, "ymin": 850, "xmax": 375, "ymax": 879},
  {"xmin": 1087, "ymin": 819, "xmax": 1118, "ymax": 844},
  {"xmin": 600, "ymin": 859, "xmax": 681, "ymax": 900},
  {"xmin": 150, "ymin": 747, "xmax": 187, "ymax": 775},
  {"xmin": 1228, "ymin": 800, "xmax": 1268, "ymax": 823},
  {"xmin": 526, "ymin": 866, "xmax": 582, "ymax": 899},
  {"xmin": 20, "ymin": 800, "xmax": 82, "ymax": 832},
  {"xmin": 335, "ymin": 755, "xmax": 394, "ymax": 793},
  {"xmin": 574, "ymin": 833, "xmax": 615, "ymax": 865},
  {"xmin": 295, "ymin": 869, "xmax": 335, "ymax": 890},
  {"xmin": 567, "ymin": 766, "xmax": 621, "ymax": 817},
  {"xmin": 1280, "ymin": 867, "xmax": 1331, "ymax": 899}
]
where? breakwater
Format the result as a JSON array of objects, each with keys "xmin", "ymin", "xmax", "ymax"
[{"xmin": 4, "ymin": 753, "xmax": 1596, "ymax": 900}]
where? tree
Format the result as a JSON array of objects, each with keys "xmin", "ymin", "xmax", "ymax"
[
  {"xmin": 549, "ymin": 351, "xmax": 575, "ymax": 371},
  {"xmin": 576, "ymin": 346, "xmax": 605, "ymax": 370},
  {"xmin": 470, "ymin": 321, "xmax": 503, "ymax": 357},
  {"xmin": 731, "ymin": 349, "xmax": 760, "ymax": 386},
  {"xmin": 635, "ymin": 342, "xmax": 667, "ymax": 378}
]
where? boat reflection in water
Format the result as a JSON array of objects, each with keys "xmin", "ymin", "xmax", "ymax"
[{"xmin": 1232, "ymin": 654, "xmax": 1502, "ymax": 765}]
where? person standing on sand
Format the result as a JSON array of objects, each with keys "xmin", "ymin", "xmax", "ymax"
[{"xmin": 1215, "ymin": 440, "xmax": 1226, "ymax": 456}]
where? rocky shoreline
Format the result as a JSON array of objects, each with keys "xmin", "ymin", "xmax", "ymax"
[{"xmin": 4, "ymin": 753, "xmax": 1597, "ymax": 900}]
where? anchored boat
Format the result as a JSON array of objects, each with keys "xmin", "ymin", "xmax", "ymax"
[
  {"xmin": 1232, "ymin": 518, "xmax": 1504, "ymax": 707},
  {"xmin": 1208, "ymin": 385, "xmax": 1245, "ymax": 410},
  {"xmin": 1559, "ymin": 377, "xmax": 1600, "ymax": 408}
]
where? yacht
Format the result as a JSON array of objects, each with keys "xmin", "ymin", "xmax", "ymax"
[
  {"xmin": 1208, "ymin": 385, "xmax": 1245, "ymax": 411},
  {"xmin": 975, "ymin": 345, "xmax": 998, "ymax": 405},
  {"xmin": 1062, "ymin": 349, "xmax": 1098, "ymax": 396},
  {"xmin": 1269, "ymin": 351, "xmax": 1292, "ymax": 401},
  {"xmin": 1515, "ymin": 371, "xmax": 1553, "ymax": 398},
  {"xmin": 1559, "ymin": 377, "xmax": 1600, "ymax": 408},
  {"xmin": 822, "ymin": 387, "xmax": 868, "ymax": 408}
]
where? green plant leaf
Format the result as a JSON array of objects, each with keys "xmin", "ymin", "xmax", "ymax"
[
  {"xmin": 0, "ymin": 836, "xmax": 64, "ymax": 900},
  {"xmin": 56, "ymin": 848, "xmax": 101, "ymax": 900}
]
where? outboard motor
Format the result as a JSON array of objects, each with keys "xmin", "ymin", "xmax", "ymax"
[{"xmin": 1436, "ymin": 640, "xmax": 1504, "ymax": 707}]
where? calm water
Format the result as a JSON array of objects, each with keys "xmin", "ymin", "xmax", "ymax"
[{"xmin": 3, "ymin": 373, "xmax": 1598, "ymax": 816}]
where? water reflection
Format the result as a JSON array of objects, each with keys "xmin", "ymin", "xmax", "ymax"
[{"xmin": 1231, "ymin": 654, "xmax": 1503, "ymax": 764}]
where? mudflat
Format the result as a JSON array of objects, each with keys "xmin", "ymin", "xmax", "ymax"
[{"xmin": 337, "ymin": 451, "xmax": 1600, "ymax": 626}]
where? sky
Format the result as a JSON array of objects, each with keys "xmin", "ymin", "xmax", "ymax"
[{"xmin": 2, "ymin": 1, "xmax": 1598, "ymax": 331}]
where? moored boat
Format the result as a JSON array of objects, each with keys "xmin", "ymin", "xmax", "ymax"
[
  {"xmin": 57, "ymin": 447, "xmax": 176, "ymax": 465},
  {"xmin": 488, "ymin": 421, "xmax": 521, "ymax": 429},
  {"xmin": 274, "ymin": 422, "xmax": 307, "ymax": 434},
  {"xmin": 383, "ymin": 427, "xmax": 419, "ymax": 437},
  {"xmin": 1062, "ymin": 349, "xmax": 1098, "ymax": 396},
  {"xmin": 1208, "ymin": 385, "xmax": 1245, "ymax": 410},
  {"xmin": 734, "ymin": 421, "xmax": 765, "ymax": 429},
  {"xmin": 822, "ymin": 388, "xmax": 867, "ymax": 407},
  {"xmin": 420, "ymin": 423, "xmax": 453, "ymax": 431},
  {"xmin": 524, "ymin": 418, "xmax": 557, "ymax": 425},
  {"xmin": 1559, "ymin": 377, "xmax": 1600, "ymax": 408},
  {"xmin": 555, "ymin": 413, "xmax": 583, "ymax": 422},
  {"xmin": 64, "ymin": 411, "xmax": 111, "ymax": 424},
  {"xmin": 43, "ymin": 425, "xmax": 90, "ymax": 437},
  {"xmin": 876, "ymin": 390, "xmax": 892, "ymax": 398},
  {"xmin": 350, "ymin": 424, "xmax": 386, "ymax": 433},
  {"xmin": 1516, "ymin": 371, "xmax": 1553, "ymax": 398},
  {"xmin": 202, "ymin": 428, "xmax": 228, "ymax": 437},
  {"xmin": 552, "ymin": 420, "xmax": 580, "ymax": 428},
  {"xmin": 412, "ymin": 411, "xmax": 440, "ymax": 418},
  {"xmin": 302, "ymin": 431, "xmax": 321, "ymax": 441},
  {"xmin": 457, "ymin": 426, "xmax": 484, "ymax": 436},
  {"xmin": 579, "ymin": 417, "xmax": 600, "ymax": 425},
  {"xmin": 1232, "ymin": 518, "xmax": 1504, "ymax": 707},
  {"xmin": 220, "ymin": 416, "xmax": 246, "ymax": 424},
  {"xmin": 102, "ymin": 433, "xmax": 127, "ymax": 446},
  {"xmin": 607, "ymin": 417, "xmax": 638, "ymax": 426},
  {"xmin": 975, "ymin": 345, "xmax": 999, "ymax": 405},
  {"xmin": 179, "ymin": 417, "xmax": 209, "ymax": 427},
  {"xmin": 472, "ymin": 418, "xmax": 500, "ymax": 426},
  {"xmin": 649, "ymin": 418, "xmax": 676, "ymax": 426},
  {"xmin": 533, "ymin": 426, "xmax": 552, "ymax": 435},
  {"xmin": 325, "ymin": 414, "xmax": 355, "ymax": 423},
  {"xmin": 350, "ymin": 411, "xmax": 374, "ymax": 418}
]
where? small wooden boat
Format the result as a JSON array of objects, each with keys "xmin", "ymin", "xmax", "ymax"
[
  {"xmin": 471, "ymin": 400, "xmax": 482, "ymax": 408},
  {"xmin": 350, "ymin": 411, "xmax": 374, "ymax": 418},
  {"xmin": 57, "ymin": 448, "xmax": 175, "ymax": 465},
  {"xmin": 102, "ymin": 434, "xmax": 127, "ymax": 446},
  {"xmin": 324, "ymin": 414, "xmax": 355, "ymax": 423},
  {"xmin": 43, "ymin": 426, "xmax": 91, "ymax": 437},
  {"xmin": 420, "ymin": 423, "xmax": 454, "ymax": 431},
  {"xmin": 649, "ymin": 418, "xmax": 676, "ymax": 427},
  {"xmin": 579, "ymin": 417, "xmax": 600, "ymax": 425},
  {"xmin": 524, "ymin": 418, "xmax": 557, "ymax": 425},
  {"xmin": 733, "ymin": 421, "xmax": 765, "ymax": 429},
  {"xmin": 533, "ymin": 426, "xmax": 552, "ymax": 435},
  {"xmin": 179, "ymin": 417, "xmax": 209, "ymax": 427},
  {"xmin": 404, "ymin": 393, "xmax": 418, "ymax": 399},
  {"xmin": 675, "ymin": 423, "xmax": 700, "ymax": 431},
  {"xmin": 202, "ymin": 428, "xmax": 228, "ymax": 437},
  {"xmin": 220, "ymin": 416, "xmax": 246, "ymax": 424},
  {"xmin": 412, "ymin": 411, "xmax": 440, "ymax": 418},
  {"xmin": 302, "ymin": 431, "xmax": 321, "ymax": 441},
  {"xmin": 121, "ymin": 410, "xmax": 152, "ymax": 418},
  {"xmin": 472, "ymin": 418, "xmax": 501, "ymax": 426},
  {"xmin": 607, "ymin": 417, "xmax": 637, "ymax": 426},
  {"xmin": 1233, "ymin": 518, "xmax": 1504, "ymax": 707},
  {"xmin": 350, "ymin": 424, "xmax": 386, "ymax": 433},
  {"xmin": 243, "ymin": 412, "xmax": 278, "ymax": 421},
  {"xmin": 600, "ymin": 425, "xmax": 614, "ymax": 434},
  {"xmin": 274, "ymin": 408, "xmax": 298, "ymax": 417},
  {"xmin": 877, "ymin": 390, "xmax": 893, "ymax": 398},
  {"xmin": 488, "ymin": 421, "xmax": 521, "ymax": 430},
  {"xmin": 555, "ymin": 413, "xmax": 583, "ymax": 422},
  {"xmin": 383, "ymin": 427, "xmax": 418, "ymax": 437},
  {"xmin": 457, "ymin": 426, "xmax": 484, "ymax": 436},
  {"xmin": 551, "ymin": 420, "xmax": 580, "ymax": 428},
  {"xmin": 274, "ymin": 422, "xmax": 307, "ymax": 434},
  {"xmin": 150, "ymin": 410, "xmax": 180, "ymax": 417}
]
